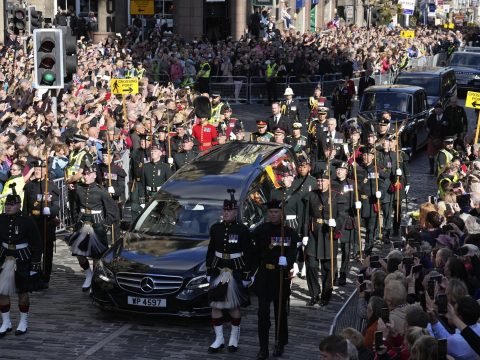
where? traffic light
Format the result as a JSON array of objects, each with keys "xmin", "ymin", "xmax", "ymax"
[
  {"xmin": 58, "ymin": 26, "xmax": 78, "ymax": 82},
  {"xmin": 13, "ymin": 7, "xmax": 26, "ymax": 35},
  {"xmin": 33, "ymin": 29, "xmax": 64, "ymax": 89},
  {"xmin": 28, "ymin": 6, "xmax": 42, "ymax": 34}
]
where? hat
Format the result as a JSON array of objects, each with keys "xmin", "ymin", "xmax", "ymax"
[
  {"xmin": 256, "ymin": 120, "xmax": 268, "ymax": 127},
  {"xmin": 443, "ymin": 136, "xmax": 456, "ymax": 143},
  {"xmin": 360, "ymin": 146, "xmax": 375, "ymax": 155},
  {"xmin": 174, "ymin": 123, "xmax": 186, "ymax": 130},
  {"xmin": 211, "ymin": 92, "xmax": 221, "ymax": 98},
  {"xmin": 292, "ymin": 122, "xmax": 302, "ymax": 129},
  {"xmin": 34, "ymin": 159, "xmax": 47, "ymax": 168},
  {"xmin": 5, "ymin": 183, "xmax": 21, "ymax": 204},
  {"xmin": 82, "ymin": 165, "xmax": 96, "ymax": 175},
  {"xmin": 157, "ymin": 126, "xmax": 168, "ymax": 133},
  {"xmin": 318, "ymin": 106, "xmax": 329, "ymax": 114},
  {"xmin": 183, "ymin": 135, "xmax": 194, "ymax": 143},
  {"xmin": 151, "ymin": 139, "xmax": 163, "ymax": 150},
  {"xmin": 378, "ymin": 117, "xmax": 390, "ymax": 125},
  {"xmin": 223, "ymin": 189, "xmax": 238, "ymax": 210},
  {"xmin": 334, "ymin": 161, "xmax": 349, "ymax": 169},
  {"xmin": 284, "ymin": 87, "xmax": 294, "ymax": 96},
  {"xmin": 73, "ymin": 134, "xmax": 88, "ymax": 143},
  {"xmin": 298, "ymin": 155, "xmax": 310, "ymax": 165},
  {"xmin": 266, "ymin": 199, "xmax": 282, "ymax": 209},
  {"xmin": 193, "ymin": 96, "xmax": 212, "ymax": 119},
  {"xmin": 274, "ymin": 127, "xmax": 286, "ymax": 135},
  {"xmin": 315, "ymin": 169, "xmax": 329, "ymax": 180}
]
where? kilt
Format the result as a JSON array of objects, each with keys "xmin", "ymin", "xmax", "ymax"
[{"xmin": 427, "ymin": 137, "xmax": 443, "ymax": 157}]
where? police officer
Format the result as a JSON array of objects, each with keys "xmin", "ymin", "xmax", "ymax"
[
  {"xmin": 173, "ymin": 136, "xmax": 198, "ymax": 170},
  {"xmin": 140, "ymin": 140, "xmax": 173, "ymax": 203},
  {"xmin": 196, "ymin": 58, "xmax": 211, "ymax": 94},
  {"xmin": 253, "ymin": 200, "xmax": 298, "ymax": 359},
  {"xmin": 287, "ymin": 123, "xmax": 307, "ymax": 155},
  {"xmin": 265, "ymin": 57, "xmax": 278, "ymax": 104},
  {"xmin": 302, "ymin": 169, "xmax": 342, "ymax": 307},
  {"xmin": 357, "ymin": 146, "xmax": 387, "ymax": 255},
  {"xmin": 129, "ymin": 134, "xmax": 150, "ymax": 219},
  {"xmin": 280, "ymin": 87, "xmax": 300, "ymax": 124},
  {"xmin": 0, "ymin": 188, "xmax": 42, "ymax": 337},
  {"xmin": 69, "ymin": 165, "xmax": 119, "ymax": 291},
  {"xmin": 331, "ymin": 161, "xmax": 357, "ymax": 286},
  {"xmin": 206, "ymin": 191, "xmax": 253, "ymax": 353},
  {"xmin": 209, "ymin": 93, "xmax": 226, "ymax": 126},
  {"xmin": 436, "ymin": 136, "xmax": 458, "ymax": 176},
  {"xmin": 23, "ymin": 160, "xmax": 60, "ymax": 289},
  {"xmin": 250, "ymin": 120, "xmax": 274, "ymax": 142}
]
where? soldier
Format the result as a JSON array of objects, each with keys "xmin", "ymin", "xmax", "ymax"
[
  {"xmin": 331, "ymin": 161, "xmax": 357, "ymax": 286},
  {"xmin": 0, "ymin": 189, "xmax": 42, "ymax": 337},
  {"xmin": 219, "ymin": 106, "xmax": 242, "ymax": 141},
  {"xmin": 444, "ymin": 97, "xmax": 467, "ymax": 151},
  {"xmin": 280, "ymin": 87, "xmax": 300, "ymax": 124},
  {"xmin": 173, "ymin": 136, "xmax": 198, "ymax": 170},
  {"xmin": 206, "ymin": 191, "xmax": 253, "ymax": 354},
  {"xmin": 435, "ymin": 136, "xmax": 459, "ymax": 177},
  {"xmin": 97, "ymin": 152, "xmax": 127, "ymax": 202},
  {"xmin": 338, "ymin": 120, "xmax": 362, "ymax": 165},
  {"xmin": 129, "ymin": 134, "xmax": 150, "ymax": 219},
  {"xmin": 170, "ymin": 124, "xmax": 190, "ymax": 155},
  {"xmin": 302, "ymin": 169, "xmax": 342, "ymax": 307},
  {"xmin": 307, "ymin": 106, "xmax": 329, "ymax": 163},
  {"xmin": 311, "ymin": 143, "xmax": 337, "ymax": 179},
  {"xmin": 331, "ymin": 78, "xmax": 353, "ymax": 125},
  {"xmin": 376, "ymin": 113, "xmax": 392, "ymax": 147},
  {"xmin": 325, "ymin": 117, "xmax": 344, "ymax": 150},
  {"xmin": 357, "ymin": 146, "xmax": 387, "ymax": 255},
  {"xmin": 68, "ymin": 165, "xmax": 119, "ymax": 291},
  {"xmin": 308, "ymin": 86, "xmax": 327, "ymax": 121},
  {"xmin": 253, "ymin": 200, "xmax": 298, "ymax": 359},
  {"xmin": 140, "ymin": 140, "xmax": 173, "ymax": 203},
  {"xmin": 287, "ymin": 123, "xmax": 307, "ymax": 155},
  {"xmin": 23, "ymin": 160, "xmax": 60, "ymax": 289},
  {"xmin": 192, "ymin": 96, "xmax": 219, "ymax": 151},
  {"xmin": 250, "ymin": 120, "xmax": 274, "ymax": 142},
  {"xmin": 273, "ymin": 127, "xmax": 287, "ymax": 145},
  {"xmin": 378, "ymin": 135, "xmax": 397, "ymax": 241}
]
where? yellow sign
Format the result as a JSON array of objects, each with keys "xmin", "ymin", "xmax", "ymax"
[
  {"xmin": 466, "ymin": 91, "xmax": 480, "ymax": 109},
  {"xmin": 130, "ymin": 0, "xmax": 155, "ymax": 15},
  {"xmin": 400, "ymin": 30, "xmax": 415, "ymax": 39},
  {"xmin": 443, "ymin": 22, "xmax": 455, "ymax": 29},
  {"xmin": 110, "ymin": 78, "xmax": 139, "ymax": 95}
]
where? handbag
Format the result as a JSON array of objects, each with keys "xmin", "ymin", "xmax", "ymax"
[{"xmin": 208, "ymin": 281, "xmax": 229, "ymax": 302}]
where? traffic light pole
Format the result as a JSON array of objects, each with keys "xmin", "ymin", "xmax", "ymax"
[{"xmin": 50, "ymin": 89, "xmax": 58, "ymax": 123}]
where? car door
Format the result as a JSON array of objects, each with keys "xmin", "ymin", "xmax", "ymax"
[{"xmin": 413, "ymin": 90, "xmax": 429, "ymax": 148}]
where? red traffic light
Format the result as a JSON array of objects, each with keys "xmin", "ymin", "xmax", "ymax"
[
  {"xmin": 14, "ymin": 10, "xmax": 25, "ymax": 20},
  {"xmin": 39, "ymin": 39, "xmax": 55, "ymax": 52}
]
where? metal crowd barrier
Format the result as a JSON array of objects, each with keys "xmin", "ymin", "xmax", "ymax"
[
  {"xmin": 209, "ymin": 76, "xmax": 249, "ymax": 103},
  {"xmin": 53, "ymin": 178, "xmax": 71, "ymax": 233},
  {"xmin": 288, "ymin": 75, "xmax": 322, "ymax": 101},
  {"xmin": 329, "ymin": 289, "xmax": 365, "ymax": 335},
  {"xmin": 147, "ymin": 70, "xmax": 171, "ymax": 85},
  {"xmin": 248, "ymin": 76, "xmax": 288, "ymax": 104}
]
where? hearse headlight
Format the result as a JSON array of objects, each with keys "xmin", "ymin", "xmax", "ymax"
[
  {"xmin": 185, "ymin": 275, "xmax": 209, "ymax": 290},
  {"xmin": 95, "ymin": 259, "xmax": 115, "ymax": 283}
]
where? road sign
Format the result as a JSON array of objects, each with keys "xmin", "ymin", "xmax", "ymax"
[
  {"xmin": 345, "ymin": 5, "xmax": 354, "ymax": 20},
  {"xmin": 110, "ymin": 78, "xmax": 139, "ymax": 95},
  {"xmin": 130, "ymin": 0, "xmax": 154, "ymax": 15},
  {"xmin": 466, "ymin": 91, "xmax": 480, "ymax": 109},
  {"xmin": 400, "ymin": 30, "xmax": 415, "ymax": 39}
]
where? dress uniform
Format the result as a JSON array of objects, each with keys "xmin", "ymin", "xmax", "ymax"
[
  {"xmin": 307, "ymin": 107, "xmax": 329, "ymax": 164},
  {"xmin": 23, "ymin": 160, "xmax": 60, "ymax": 287},
  {"xmin": 376, "ymin": 115, "xmax": 392, "ymax": 147},
  {"xmin": 140, "ymin": 141, "xmax": 173, "ymax": 203},
  {"xmin": 308, "ymin": 87, "xmax": 327, "ymax": 122},
  {"xmin": 331, "ymin": 80, "xmax": 353, "ymax": 124},
  {"xmin": 253, "ymin": 200, "xmax": 298, "ymax": 360},
  {"xmin": 0, "ymin": 189, "xmax": 42, "ymax": 337},
  {"xmin": 69, "ymin": 165, "xmax": 119, "ymax": 291},
  {"xmin": 302, "ymin": 170, "xmax": 343, "ymax": 307},
  {"xmin": 129, "ymin": 135, "xmax": 150, "ymax": 219},
  {"xmin": 331, "ymin": 161, "xmax": 358, "ymax": 285},
  {"xmin": 287, "ymin": 122, "xmax": 307, "ymax": 155},
  {"xmin": 250, "ymin": 120, "xmax": 274, "ymax": 142},
  {"xmin": 338, "ymin": 121, "xmax": 362, "ymax": 165},
  {"xmin": 205, "ymin": 193, "xmax": 254, "ymax": 353},
  {"xmin": 173, "ymin": 136, "xmax": 198, "ymax": 170},
  {"xmin": 280, "ymin": 87, "xmax": 301, "ymax": 124},
  {"xmin": 192, "ymin": 96, "xmax": 218, "ymax": 151},
  {"xmin": 97, "ymin": 153, "xmax": 127, "ymax": 201},
  {"xmin": 357, "ymin": 146, "xmax": 387, "ymax": 255}
]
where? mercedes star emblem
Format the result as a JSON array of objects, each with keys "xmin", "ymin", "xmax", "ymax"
[{"xmin": 140, "ymin": 277, "xmax": 155, "ymax": 293}]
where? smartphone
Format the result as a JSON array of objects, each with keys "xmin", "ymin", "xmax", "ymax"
[
  {"xmin": 370, "ymin": 261, "xmax": 381, "ymax": 269},
  {"xmin": 358, "ymin": 274, "xmax": 364, "ymax": 284},
  {"xmin": 370, "ymin": 255, "xmax": 379, "ymax": 262},
  {"xmin": 360, "ymin": 282, "xmax": 367, "ymax": 292},
  {"xmin": 412, "ymin": 264, "xmax": 422, "ymax": 274},
  {"xmin": 374, "ymin": 331, "xmax": 383, "ymax": 351},
  {"xmin": 452, "ymin": 182, "xmax": 462, "ymax": 189},
  {"xmin": 427, "ymin": 279, "xmax": 435, "ymax": 299},
  {"xmin": 436, "ymin": 294, "xmax": 448, "ymax": 314},
  {"xmin": 438, "ymin": 338, "xmax": 447, "ymax": 360},
  {"xmin": 402, "ymin": 257, "xmax": 414, "ymax": 266},
  {"xmin": 381, "ymin": 307, "xmax": 390, "ymax": 323}
]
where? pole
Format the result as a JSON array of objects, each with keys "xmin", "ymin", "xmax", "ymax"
[
  {"xmin": 395, "ymin": 121, "xmax": 400, "ymax": 224},
  {"xmin": 275, "ymin": 188, "xmax": 286, "ymax": 351},
  {"xmin": 106, "ymin": 137, "xmax": 115, "ymax": 243},
  {"xmin": 352, "ymin": 145, "xmax": 363, "ymax": 260},
  {"xmin": 122, "ymin": 95, "xmax": 128, "ymax": 129},
  {"xmin": 474, "ymin": 110, "xmax": 480, "ymax": 144},
  {"xmin": 373, "ymin": 147, "xmax": 382, "ymax": 241},
  {"xmin": 51, "ymin": 89, "xmax": 58, "ymax": 124},
  {"xmin": 327, "ymin": 157, "xmax": 335, "ymax": 288},
  {"xmin": 42, "ymin": 149, "xmax": 49, "ymax": 274}
]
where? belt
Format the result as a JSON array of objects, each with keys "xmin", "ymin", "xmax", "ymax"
[
  {"xmin": 215, "ymin": 251, "xmax": 242, "ymax": 260},
  {"xmin": 2, "ymin": 242, "xmax": 28, "ymax": 250},
  {"xmin": 286, "ymin": 215, "xmax": 297, "ymax": 220},
  {"xmin": 31, "ymin": 210, "xmax": 41, "ymax": 216},
  {"xmin": 80, "ymin": 209, "xmax": 102, "ymax": 214},
  {"xmin": 265, "ymin": 264, "xmax": 276, "ymax": 270},
  {"xmin": 146, "ymin": 186, "xmax": 161, "ymax": 192},
  {"xmin": 314, "ymin": 218, "xmax": 327, "ymax": 224}
]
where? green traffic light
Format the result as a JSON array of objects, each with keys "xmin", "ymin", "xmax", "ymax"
[{"xmin": 41, "ymin": 72, "xmax": 55, "ymax": 85}]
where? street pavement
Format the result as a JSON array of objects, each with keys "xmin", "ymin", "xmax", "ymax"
[{"xmin": 1, "ymin": 99, "xmax": 476, "ymax": 360}]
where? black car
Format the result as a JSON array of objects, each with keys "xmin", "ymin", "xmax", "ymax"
[
  {"xmin": 358, "ymin": 85, "xmax": 429, "ymax": 155},
  {"xmin": 91, "ymin": 142, "xmax": 298, "ymax": 316},
  {"xmin": 448, "ymin": 51, "xmax": 480, "ymax": 93},
  {"xmin": 393, "ymin": 66, "xmax": 457, "ymax": 109}
]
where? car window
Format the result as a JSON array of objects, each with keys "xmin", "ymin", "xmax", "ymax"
[
  {"xmin": 197, "ymin": 142, "xmax": 275, "ymax": 164},
  {"xmin": 361, "ymin": 92, "xmax": 413, "ymax": 114},
  {"xmin": 414, "ymin": 92, "xmax": 424, "ymax": 114},
  {"xmin": 395, "ymin": 75, "xmax": 439, "ymax": 96},
  {"xmin": 449, "ymin": 53, "xmax": 480, "ymax": 67}
]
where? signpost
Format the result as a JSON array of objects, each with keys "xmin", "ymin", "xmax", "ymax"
[
  {"xmin": 400, "ymin": 30, "xmax": 415, "ymax": 38},
  {"xmin": 130, "ymin": 0, "xmax": 155, "ymax": 15},
  {"xmin": 110, "ymin": 78, "xmax": 139, "ymax": 95},
  {"xmin": 466, "ymin": 91, "xmax": 480, "ymax": 143}
]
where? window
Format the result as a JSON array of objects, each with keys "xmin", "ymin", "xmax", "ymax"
[{"xmin": 78, "ymin": 0, "xmax": 98, "ymax": 14}]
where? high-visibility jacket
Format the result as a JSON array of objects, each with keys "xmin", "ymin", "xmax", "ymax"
[
  {"xmin": 209, "ymin": 102, "xmax": 224, "ymax": 125},
  {"xmin": 266, "ymin": 63, "xmax": 277, "ymax": 80},
  {"xmin": 0, "ymin": 176, "xmax": 25, "ymax": 213},
  {"xmin": 136, "ymin": 68, "xmax": 146, "ymax": 79},
  {"xmin": 66, "ymin": 149, "xmax": 88, "ymax": 180},
  {"xmin": 197, "ymin": 62, "xmax": 211, "ymax": 79},
  {"xmin": 436, "ymin": 149, "xmax": 454, "ymax": 176}
]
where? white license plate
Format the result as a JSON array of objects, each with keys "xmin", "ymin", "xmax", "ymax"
[{"xmin": 127, "ymin": 296, "xmax": 166, "ymax": 307}]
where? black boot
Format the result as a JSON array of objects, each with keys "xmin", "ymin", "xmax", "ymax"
[
  {"xmin": 320, "ymin": 288, "xmax": 333, "ymax": 306},
  {"xmin": 273, "ymin": 344, "xmax": 284, "ymax": 357},
  {"xmin": 306, "ymin": 295, "xmax": 320, "ymax": 306},
  {"xmin": 256, "ymin": 348, "xmax": 269, "ymax": 360},
  {"xmin": 338, "ymin": 272, "xmax": 347, "ymax": 286}
]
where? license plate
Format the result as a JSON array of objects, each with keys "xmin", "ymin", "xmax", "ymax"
[{"xmin": 127, "ymin": 296, "xmax": 167, "ymax": 307}]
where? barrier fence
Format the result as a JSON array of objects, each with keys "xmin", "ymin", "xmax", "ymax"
[
  {"xmin": 329, "ymin": 289, "xmax": 365, "ymax": 335},
  {"xmin": 53, "ymin": 178, "xmax": 71, "ymax": 234}
]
